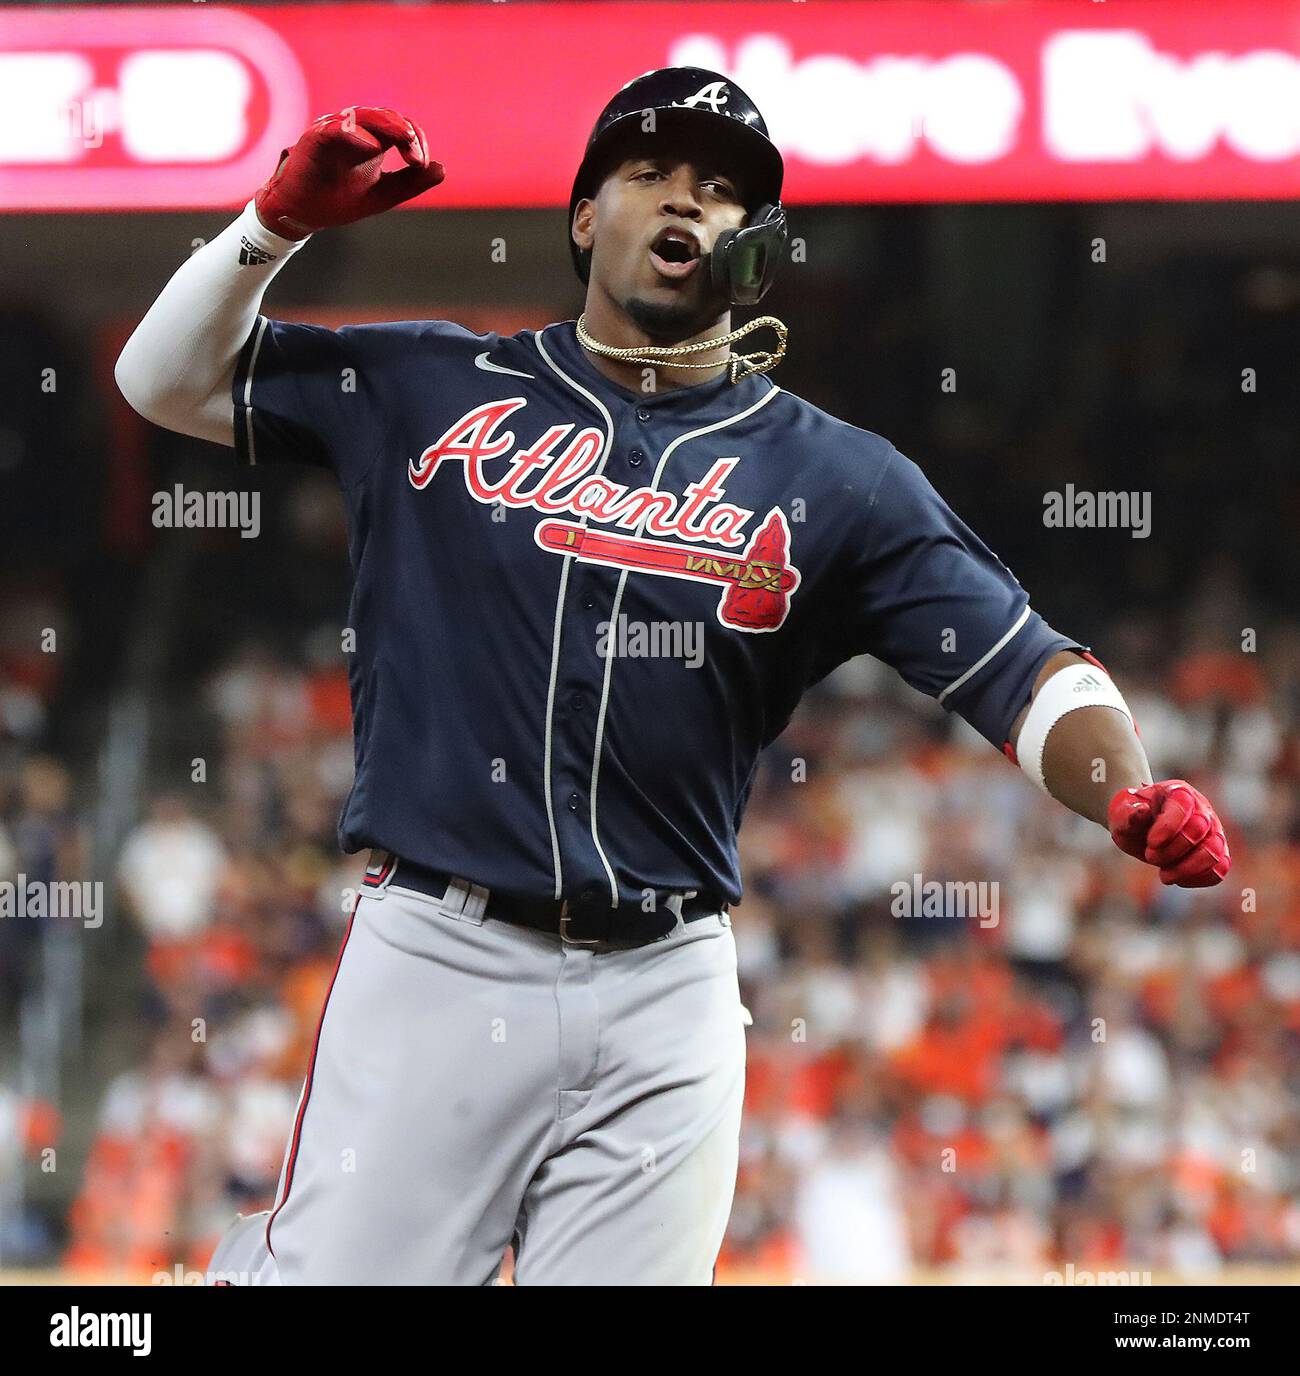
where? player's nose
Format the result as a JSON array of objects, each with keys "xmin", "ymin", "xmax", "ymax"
[{"xmin": 658, "ymin": 169, "xmax": 703, "ymax": 219}]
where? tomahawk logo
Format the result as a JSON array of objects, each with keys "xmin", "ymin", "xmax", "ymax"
[
  {"xmin": 411, "ymin": 399, "xmax": 802, "ymax": 633},
  {"xmin": 675, "ymin": 81, "xmax": 729, "ymax": 113},
  {"xmin": 535, "ymin": 511, "xmax": 800, "ymax": 634}
]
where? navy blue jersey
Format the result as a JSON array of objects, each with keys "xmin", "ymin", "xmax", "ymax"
[{"xmin": 231, "ymin": 317, "xmax": 1077, "ymax": 910}]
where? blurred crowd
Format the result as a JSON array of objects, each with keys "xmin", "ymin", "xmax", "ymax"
[
  {"xmin": 724, "ymin": 617, "xmax": 1300, "ymax": 1281},
  {"xmin": 10, "ymin": 600, "xmax": 1293, "ymax": 1282}
]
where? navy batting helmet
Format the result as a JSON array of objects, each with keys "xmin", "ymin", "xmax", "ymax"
[{"xmin": 568, "ymin": 67, "xmax": 787, "ymax": 306}]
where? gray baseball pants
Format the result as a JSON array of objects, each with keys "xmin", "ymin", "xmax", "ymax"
[{"xmin": 206, "ymin": 870, "xmax": 748, "ymax": 1285}]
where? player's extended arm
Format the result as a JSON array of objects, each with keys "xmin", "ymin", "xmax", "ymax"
[
  {"xmin": 114, "ymin": 107, "xmax": 442, "ymax": 446},
  {"xmin": 1009, "ymin": 651, "xmax": 1231, "ymax": 888}
]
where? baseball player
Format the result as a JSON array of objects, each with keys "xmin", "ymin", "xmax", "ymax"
[{"xmin": 115, "ymin": 68, "xmax": 1231, "ymax": 1285}]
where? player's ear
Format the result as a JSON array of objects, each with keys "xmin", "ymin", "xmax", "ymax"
[{"xmin": 572, "ymin": 197, "xmax": 596, "ymax": 255}]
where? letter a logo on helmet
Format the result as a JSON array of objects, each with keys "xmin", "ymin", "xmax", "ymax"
[
  {"xmin": 674, "ymin": 82, "xmax": 730, "ymax": 114},
  {"xmin": 567, "ymin": 66, "xmax": 787, "ymax": 306}
]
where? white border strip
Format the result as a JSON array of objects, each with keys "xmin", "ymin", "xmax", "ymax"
[
  {"xmin": 588, "ymin": 388, "xmax": 781, "ymax": 908},
  {"xmin": 533, "ymin": 327, "xmax": 617, "ymax": 901},
  {"xmin": 936, "ymin": 604, "xmax": 1031, "ymax": 705},
  {"xmin": 586, "ymin": 384, "xmax": 782, "ymax": 906},
  {"xmin": 535, "ymin": 331, "xmax": 781, "ymax": 908},
  {"xmin": 240, "ymin": 315, "xmax": 270, "ymax": 467}
]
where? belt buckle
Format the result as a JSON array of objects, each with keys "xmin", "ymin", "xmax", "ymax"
[{"xmin": 558, "ymin": 899, "xmax": 600, "ymax": 947}]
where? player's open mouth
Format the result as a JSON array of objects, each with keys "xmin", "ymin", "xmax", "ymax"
[{"xmin": 649, "ymin": 227, "xmax": 702, "ymax": 280}]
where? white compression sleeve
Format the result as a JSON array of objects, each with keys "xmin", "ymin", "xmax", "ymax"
[{"xmin": 114, "ymin": 202, "xmax": 310, "ymax": 447}]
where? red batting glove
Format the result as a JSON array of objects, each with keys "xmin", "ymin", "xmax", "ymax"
[
  {"xmin": 254, "ymin": 106, "xmax": 444, "ymax": 240},
  {"xmin": 1107, "ymin": 780, "xmax": 1231, "ymax": 888}
]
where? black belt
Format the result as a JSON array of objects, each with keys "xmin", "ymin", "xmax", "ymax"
[{"xmin": 368, "ymin": 855, "xmax": 725, "ymax": 946}]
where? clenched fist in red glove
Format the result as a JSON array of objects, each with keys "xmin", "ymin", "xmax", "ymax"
[
  {"xmin": 1107, "ymin": 780, "xmax": 1231, "ymax": 888},
  {"xmin": 255, "ymin": 106, "xmax": 444, "ymax": 240}
]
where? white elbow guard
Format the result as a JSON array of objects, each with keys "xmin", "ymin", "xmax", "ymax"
[{"xmin": 1016, "ymin": 663, "xmax": 1136, "ymax": 794}]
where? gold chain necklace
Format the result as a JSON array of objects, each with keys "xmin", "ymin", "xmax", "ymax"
[{"xmin": 576, "ymin": 313, "xmax": 788, "ymax": 384}]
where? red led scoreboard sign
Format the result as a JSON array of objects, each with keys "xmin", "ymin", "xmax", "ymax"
[{"xmin": 2, "ymin": 1, "xmax": 1299, "ymax": 212}]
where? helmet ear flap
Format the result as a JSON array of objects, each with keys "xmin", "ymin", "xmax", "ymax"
[{"xmin": 710, "ymin": 204, "xmax": 787, "ymax": 306}]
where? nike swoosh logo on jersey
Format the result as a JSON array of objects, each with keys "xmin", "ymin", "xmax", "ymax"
[{"xmin": 474, "ymin": 352, "xmax": 534, "ymax": 379}]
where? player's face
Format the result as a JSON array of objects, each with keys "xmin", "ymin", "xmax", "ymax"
[{"xmin": 576, "ymin": 150, "xmax": 748, "ymax": 338}]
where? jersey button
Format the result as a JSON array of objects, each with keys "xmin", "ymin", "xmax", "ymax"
[
  {"xmin": 569, "ymin": 693, "xmax": 585, "ymax": 712},
  {"xmin": 583, "ymin": 597, "xmax": 596, "ymax": 610},
  {"xmin": 628, "ymin": 449, "xmax": 645, "ymax": 467},
  {"xmin": 636, "ymin": 408, "xmax": 651, "ymax": 422},
  {"xmin": 567, "ymin": 792, "xmax": 580, "ymax": 812}
]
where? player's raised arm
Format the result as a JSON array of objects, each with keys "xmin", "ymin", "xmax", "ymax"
[
  {"xmin": 113, "ymin": 107, "xmax": 443, "ymax": 446},
  {"xmin": 1010, "ymin": 651, "xmax": 1231, "ymax": 888}
]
